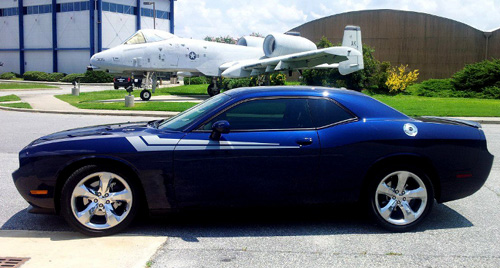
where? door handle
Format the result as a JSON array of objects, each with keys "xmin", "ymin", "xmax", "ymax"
[{"xmin": 296, "ymin": 137, "xmax": 313, "ymax": 146}]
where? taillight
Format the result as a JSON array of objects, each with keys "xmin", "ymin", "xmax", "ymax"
[
  {"xmin": 127, "ymin": 77, "xmax": 131, "ymax": 82},
  {"xmin": 113, "ymin": 78, "xmax": 116, "ymax": 82}
]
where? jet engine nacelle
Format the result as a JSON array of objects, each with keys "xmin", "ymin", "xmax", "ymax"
[
  {"xmin": 237, "ymin": 36, "xmax": 265, "ymax": 48},
  {"xmin": 263, "ymin": 33, "xmax": 317, "ymax": 58}
]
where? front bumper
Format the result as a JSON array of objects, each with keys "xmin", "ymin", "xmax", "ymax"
[{"xmin": 12, "ymin": 166, "xmax": 57, "ymax": 214}]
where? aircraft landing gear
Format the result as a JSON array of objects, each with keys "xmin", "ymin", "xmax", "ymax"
[
  {"xmin": 140, "ymin": 89, "xmax": 151, "ymax": 101},
  {"xmin": 207, "ymin": 77, "xmax": 221, "ymax": 97}
]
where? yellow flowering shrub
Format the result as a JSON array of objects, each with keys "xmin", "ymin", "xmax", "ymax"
[{"xmin": 385, "ymin": 65, "xmax": 419, "ymax": 93}]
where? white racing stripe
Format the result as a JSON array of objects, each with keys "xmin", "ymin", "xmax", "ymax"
[
  {"xmin": 178, "ymin": 139, "xmax": 280, "ymax": 146},
  {"xmin": 126, "ymin": 135, "xmax": 299, "ymax": 152},
  {"xmin": 142, "ymin": 136, "xmax": 180, "ymax": 145},
  {"xmin": 126, "ymin": 136, "xmax": 176, "ymax": 152}
]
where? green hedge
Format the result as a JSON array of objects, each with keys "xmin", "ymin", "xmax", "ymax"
[
  {"xmin": 23, "ymin": 71, "xmax": 50, "ymax": 81},
  {"xmin": 406, "ymin": 60, "xmax": 500, "ymax": 99},
  {"xmin": 452, "ymin": 59, "xmax": 500, "ymax": 92},
  {"xmin": 0, "ymin": 72, "xmax": 17, "ymax": 80},
  {"xmin": 47, "ymin": 72, "xmax": 66, "ymax": 82},
  {"xmin": 185, "ymin": 76, "xmax": 209, "ymax": 85},
  {"xmin": 59, "ymin": 71, "xmax": 112, "ymax": 83},
  {"xmin": 81, "ymin": 70, "xmax": 113, "ymax": 83},
  {"xmin": 60, "ymin": 73, "xmax": 84, "ymax": 83}
]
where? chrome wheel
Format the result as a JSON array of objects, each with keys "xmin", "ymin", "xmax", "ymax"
[
  {"xmin": 374, "ymin": 171, "xmax": 428, "ymax": 226},
  {"xmin": 70, "ymin": 172, "xmax": 133, "ymax": 230}
]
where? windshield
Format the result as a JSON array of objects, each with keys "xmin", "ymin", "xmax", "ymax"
[
  {"xmin": 159, "ymin": 93, "xmax": 231, "ymax": 131},
  {"xmin": 123, "ymin": 30, "xmax": 175, "ymax": 45}
]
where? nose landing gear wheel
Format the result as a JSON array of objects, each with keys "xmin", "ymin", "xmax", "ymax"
[
  {"xmin": 207, "ymin": 84, "xmax": 220, "ymax": 97},
  {"xmin": 140, "ymin": 89, "xmax": 151, "ymax": 101}
]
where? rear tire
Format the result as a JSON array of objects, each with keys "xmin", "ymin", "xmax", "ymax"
[
  {"xmin": 367, "ymin": 165, "xmax": 434, "ymax": 232},
  {"xmin": 60, "ymin": 165, "xmax": 139, "ymax": 236},
  {"xmin": 207, "ymin": 84, "xmax": 220, "ymax": 97},
  {"xmin": 114, "ymin": 85, "xmax": 119, "ymax": 90}
]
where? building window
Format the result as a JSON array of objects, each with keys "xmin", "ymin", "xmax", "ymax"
[
  {"xmin": 1, "ymin": 7, "xmax": 21, "ymax": 17},
  {"xmin": 102, "ymin": 2, "xmax": 110, "ymax": 11},
  {"xmin": 56, "ymin": 2, "xmax": 90, "ymax": 13}
]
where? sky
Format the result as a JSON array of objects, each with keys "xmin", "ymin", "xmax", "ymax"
[{"xmin": 174, "ymin": 0, "xmax": 500, "ymax": 39}]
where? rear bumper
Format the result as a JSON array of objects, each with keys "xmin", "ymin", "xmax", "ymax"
[{"xmin": 438, "ymin": 151, "xmax": 494, "ymax": 203}]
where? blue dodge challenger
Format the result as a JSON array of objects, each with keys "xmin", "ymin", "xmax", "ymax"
[{"xmin": 13, "ymin": 86, "xmax": 493, "ymax": 236}]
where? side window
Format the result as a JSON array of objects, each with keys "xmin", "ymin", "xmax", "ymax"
[
  {"xmin": 307, "ymin": 98, "xmax": 355, "ymax": 127},
  {"xmin": 203, "ymin": 98, "xmax": 313, "ymax": 131}
]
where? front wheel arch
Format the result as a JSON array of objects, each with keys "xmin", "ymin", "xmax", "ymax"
[{"xmin": 55, "ymin": 157, "xmax": 148, "ymax": 215}]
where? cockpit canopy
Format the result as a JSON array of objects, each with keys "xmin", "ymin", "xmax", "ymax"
[{"xmin": 123, "ymin": 29, "xmax": 176, "ymax": 45}]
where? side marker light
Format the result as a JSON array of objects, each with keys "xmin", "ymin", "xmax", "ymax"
[{"xmin": 30, "ymin": 190, "xmax": 48, "ymax": 195}]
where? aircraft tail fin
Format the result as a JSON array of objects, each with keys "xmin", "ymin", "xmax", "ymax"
[{"xmin": 339, "ymin": 25, "xmax": 364, "ymax": 75}]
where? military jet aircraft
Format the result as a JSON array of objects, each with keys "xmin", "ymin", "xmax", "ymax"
[{"xmin": 89, "ymin": 25, "xmax": 363, "ymax": 100}]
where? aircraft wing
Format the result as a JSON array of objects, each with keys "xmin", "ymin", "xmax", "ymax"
[{"xmin": 220, "ymin": 46, "xmax": 362, "ymax": 78}]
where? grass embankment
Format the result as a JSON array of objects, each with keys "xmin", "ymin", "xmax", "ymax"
[
  {"xmin": 0, "ymin": 102, "xmax": 32, "ymax": 109},
  {"xmin": 0, "ymin": 94, "xmax": 21, "ymax": 102},
  {"xmin": 55, "ymin": 84, "xmax": 206, "ymax": 111},
  {"xmin": 0, "ymin": 83, "xmax": 57, "ymax": 90},
  {"xmin": 0, "ymin": 94, "xmax": 32, "ymax": 109},
  {"xmin": 372, "ymin": 95, "xmax": 500, "ymax": 117}
]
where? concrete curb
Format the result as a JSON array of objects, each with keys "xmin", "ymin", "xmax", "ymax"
[{"xmin": 2, "ymin": 104, "xmax": 500, "ymax": 124}]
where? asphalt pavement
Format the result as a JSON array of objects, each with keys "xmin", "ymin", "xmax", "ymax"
[{"xmin": 0, "ymin": 109, "xmax": 499, "ymax": 267}]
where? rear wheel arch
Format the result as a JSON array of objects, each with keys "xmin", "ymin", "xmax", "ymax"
[
  {"xmin": 55, "ymin": 157, "xmax": 148, "ymax": 215},
  {"xmin": 361, "ymin": 155, "xmax": 441, "ymax": 202}
]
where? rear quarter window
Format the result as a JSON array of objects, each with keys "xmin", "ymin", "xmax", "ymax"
[{"xmin": 308, "ymin": 98, "xmax": 355, "ymax": 127}]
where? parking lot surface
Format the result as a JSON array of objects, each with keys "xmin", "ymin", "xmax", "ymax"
[{"xmin": 1, "ymin": 110, "xmax": 499, "ymax": 267}]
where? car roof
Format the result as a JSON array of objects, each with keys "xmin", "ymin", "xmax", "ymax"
[
  {"xmin": 223, "ymin": 85, "xmax": 362, "ymax": 98},
  {"xmin": 223, "ymin": 86, "xmax": 409, "ymax": 120}
]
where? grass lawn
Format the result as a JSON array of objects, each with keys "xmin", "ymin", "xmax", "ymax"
[
  {"xmin": 0, "ymin": 83, "xmax": 57, "ymax": 90},
  {"xmin": 56, "ymin": 85, "xmax": 201, "ymax": 111},
  {"xmin": 372, "ymin": 95, "xmax": 500, "ymax": 117},
  {"xmin": 0, "ymin": 102, "xmax": 32, "ymax": 109},
  {"xmin": 0, "ymin": 94, "xmax": 21, "ymax": 102}
]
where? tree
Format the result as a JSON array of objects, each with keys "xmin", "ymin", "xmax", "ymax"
[
  {"xmin": 203, "ymin": 35, "xmax": 237, "ymax": 44},
  {"xmin": 301, "ymin": 36, "xmax": 381, "ymax": 91}
]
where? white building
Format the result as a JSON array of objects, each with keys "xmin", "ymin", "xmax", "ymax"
[{"xmin": 0, "ymin": 0, "xmax": 174, "ymax": 74}]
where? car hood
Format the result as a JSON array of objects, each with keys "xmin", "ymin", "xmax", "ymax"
[{"xmin": 29, "ymin": 122, "xmax": 150, "ymax": 146}]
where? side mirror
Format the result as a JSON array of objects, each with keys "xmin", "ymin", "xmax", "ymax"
[{"xmin": 210, "ymin": 120, "xmax": 230, "ymax": 140}]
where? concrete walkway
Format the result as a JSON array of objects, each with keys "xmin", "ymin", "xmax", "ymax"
[
  {"xmin": 0, "ymin": 81, "xmax": 185, "ymax": 118},
  {"xmin": 0, "ymin": 230, "xmax": 166, "ymax": 268}
]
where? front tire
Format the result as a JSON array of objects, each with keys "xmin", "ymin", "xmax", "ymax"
[
  {"xmin": 368, "ymin": 165, "xmax": 434, "ymax": 232},
  {"xmin": 140, "ymin": 89, "xmax": 151, "ymax": 101},
  {"xmin": 60, "ymin": 165, "xmax": 138, "ymax": 236}
]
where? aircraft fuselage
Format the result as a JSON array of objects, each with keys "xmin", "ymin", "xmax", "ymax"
[{"xmin": 90, "ymin": 37, "xmax": 264, "ymax": 77}]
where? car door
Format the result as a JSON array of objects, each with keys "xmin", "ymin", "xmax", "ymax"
[
  {"xmin": 173, "ymin": 97, "xmax": 321, "ymax": 207},
  {"xmin": 307, "ymin": 98, "xmax": 361, "ymax": 202}
]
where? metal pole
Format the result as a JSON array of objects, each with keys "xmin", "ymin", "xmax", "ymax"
[{"xmin": 153, "ymin": 2, "xmax": 156, "ymax": 29}]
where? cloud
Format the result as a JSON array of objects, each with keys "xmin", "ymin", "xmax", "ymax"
[{"xmin": 175, "ymin": 0, "xmax": 500, "ymax": 39}]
